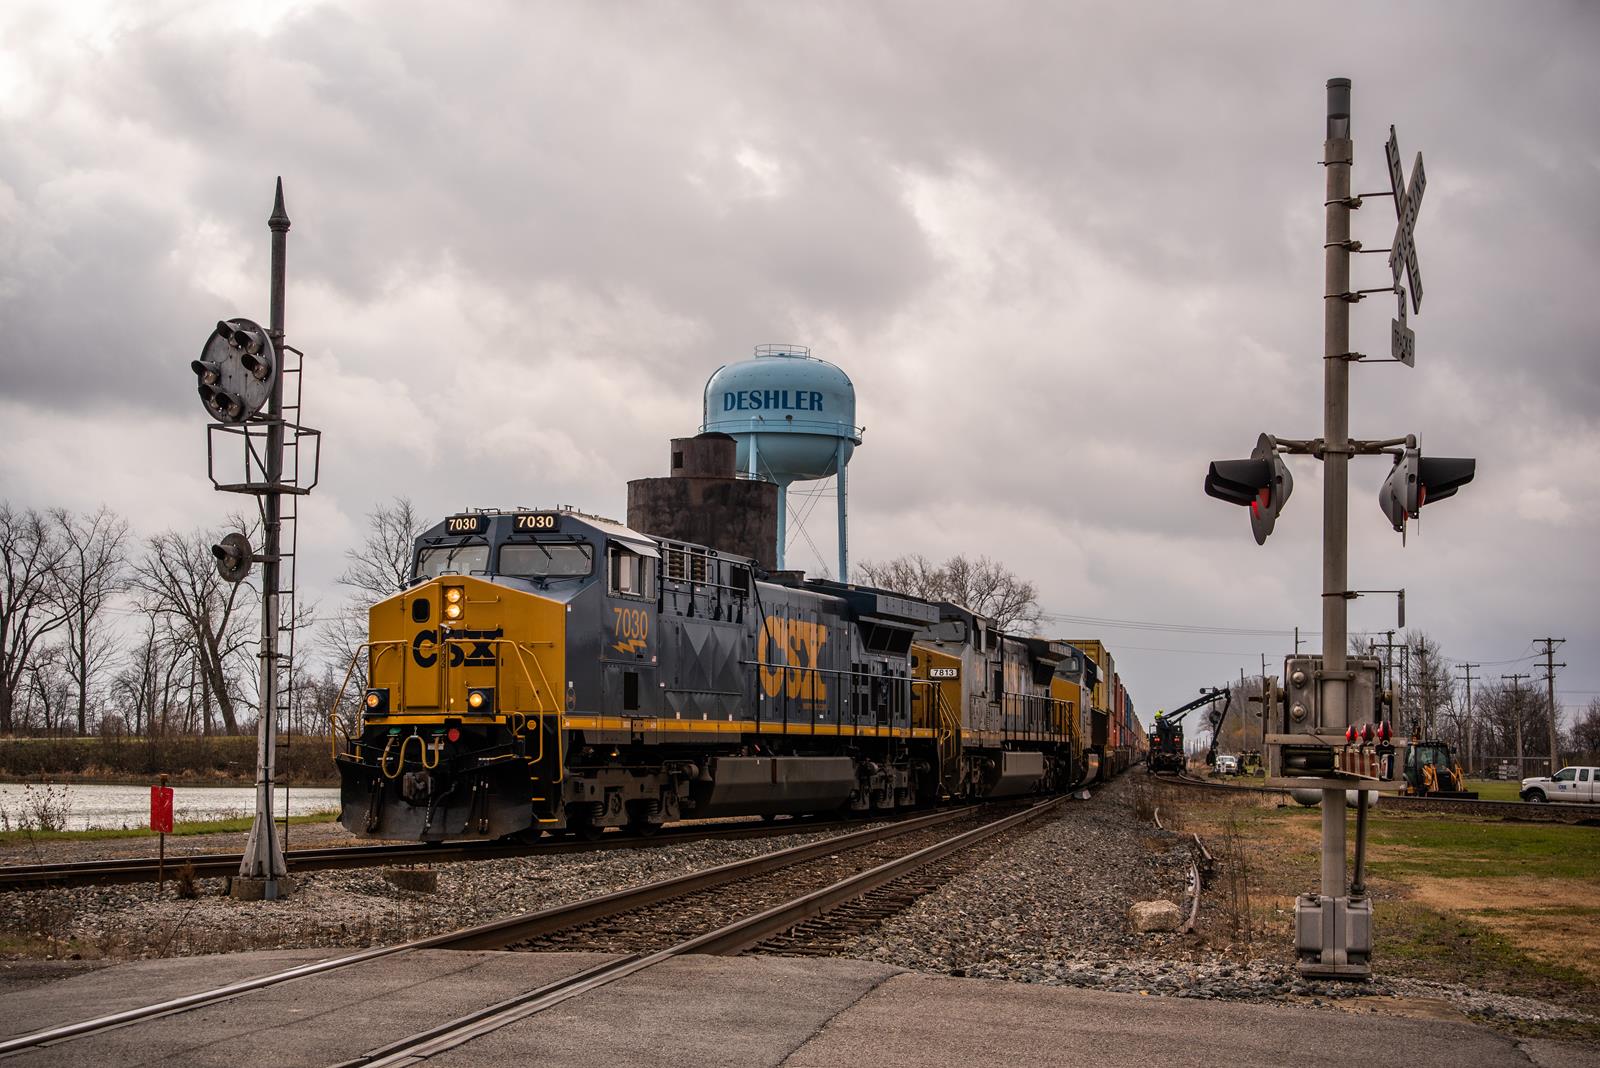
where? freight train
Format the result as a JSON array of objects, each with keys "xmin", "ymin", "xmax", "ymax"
[{"xmin": 331, "ymin": 508, "xmax": 1141, "ymax": 841}]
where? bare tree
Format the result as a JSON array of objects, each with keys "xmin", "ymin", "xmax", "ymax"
[
  {"xmin": 50, "ymin": 506, "xmax": 130, "ymax": 736},
  {"xmin": 322, "ymin": 497, "xmax": 425, "ymax": 702},
  {"xmin": 855, "ymin": 553, "xmax": 1043, "ymax": 633},
  {"xmin": 1568, "ymin": 698, "xmax": 1600, "ymax": 762},
  {"xmin": 0, "ymin": 504, "xmax": 71, "ymax": 734},
  {"xmin": 339, "ymin": 497, "xmax": 423, "ymax": 606},
  {"xmin": 22, "ymin": 644, "xmax": 73, "ymax": 734},
  {"xmin": 129, "ymin": 523, "xmax": 256, "ymax": 735}
]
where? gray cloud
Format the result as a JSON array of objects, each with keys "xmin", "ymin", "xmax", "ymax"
[{"xmin": 1, "ymin": 0, "xmax": 1596, "ymax": 721}]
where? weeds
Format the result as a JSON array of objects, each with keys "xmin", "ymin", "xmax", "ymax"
[
  {"xmin": 0, "ymin": 784, "xmax": 75, "ymax": 832},
  {"xmin": 1215, "ymin": 810, "xmax": 1256, "ymax": 946},
  {"xmin": 174, "ymin": 863, "xmax": 199, "ymax": 900},
  {"xmin": 1130, "ymin": 778, "xmax": 1156, "ymax": 823}
]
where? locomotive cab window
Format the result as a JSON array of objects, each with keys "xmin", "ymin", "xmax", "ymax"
[
  {"xmin": 607, "ymin": 542, "xmax": 657, "ymax": 599},
  {"xmin": 499, "ymin": 542, "xmax": 593, "ymax": 579},
  {"xmin": 416, "ymin": 542, "xmax": 489, "ymax": 580}
]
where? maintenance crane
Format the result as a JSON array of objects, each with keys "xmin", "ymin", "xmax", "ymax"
[{"xmin": 1149, "ymin": 687, "xmax": 1229, "ymax": 775}]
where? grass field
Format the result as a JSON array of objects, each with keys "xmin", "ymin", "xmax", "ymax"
[
  {"xmin": 0, "ymin": 809, "xmax": 340, "ymax": 846},
  {"xmin": 1463, "ymin": 778, "xmax": 1524, "ymax": 802},
  {"xmin": 1161, "ymin": 780, "xmax": 1600, "ymax": 1034}
]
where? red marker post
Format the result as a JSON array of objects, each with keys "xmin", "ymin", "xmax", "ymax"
[{"xmin": 151, "ymin": 775, "xmax": 174, "ymax": 888}]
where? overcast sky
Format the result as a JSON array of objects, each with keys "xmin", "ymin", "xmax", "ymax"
[{"xmin": 2, "ymin": 1, "xmax": 1596, "ymax": 730}]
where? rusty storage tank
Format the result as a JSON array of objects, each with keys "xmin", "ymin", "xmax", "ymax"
[{"xmin": 627, "ymin": 433, "xmax": 779, "ymax": 570}]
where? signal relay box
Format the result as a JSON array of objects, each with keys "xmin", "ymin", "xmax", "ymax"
[{"xmin": 1264, "ymin": 655, "xmax": 1400, "ymax": 790}]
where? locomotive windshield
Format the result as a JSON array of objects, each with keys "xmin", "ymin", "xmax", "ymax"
[
  {"xmin": 499, "ymin": 542, "xmax": 593, "ymax": 578},
  {"xmin": 416, "ymin": 542, "xmax": 490, "ymax": 579}
]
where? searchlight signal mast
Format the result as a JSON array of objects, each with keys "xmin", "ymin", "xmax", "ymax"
[{"xmin": 188, "ymin": 179, "xmax": 322, "ymax": 900}]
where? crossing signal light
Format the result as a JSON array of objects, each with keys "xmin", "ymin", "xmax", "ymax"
[
  {"xmin": 1380, "ymin": 447, "xmax": 1475, "ymax": 533},
  {"xmin": 1417, "ymin": 456, "xmax": 1476, "ymax": 504},
  {"xmin": 1204, "ymin": 433, "xmax": 1293, "ymax": 544}
]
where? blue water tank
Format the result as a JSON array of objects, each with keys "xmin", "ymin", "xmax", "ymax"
[{"xmin": 701, "ymin": 345, "xmax": 861, "ymax": 484}]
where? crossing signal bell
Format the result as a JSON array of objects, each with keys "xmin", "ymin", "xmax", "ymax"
[
  {"xmin": 192, "ymin": 318, "xmax": 276, "ymax": 425},
  {"xmin": 1379, "ymin": 446, "xmax": 1475, "ymax": 534},
  {"xmin": 1204, "ymin": 433, "xmax": 1294, "ymax": 544}
]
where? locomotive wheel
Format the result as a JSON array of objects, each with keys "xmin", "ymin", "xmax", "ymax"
[{"xmin": 567, "ymin": 803, "xmax": 605, "ymax": 841}]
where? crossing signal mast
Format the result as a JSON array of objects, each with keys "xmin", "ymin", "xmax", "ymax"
[
  {"xmin": 1203, "ymin": 81, "xmax": 1475, "ymax": 979},
  {"xmin": 188, "ymin": 180, "xmax": 321, "ymax": 900}
]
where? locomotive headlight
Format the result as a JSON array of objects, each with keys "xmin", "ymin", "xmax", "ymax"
[
  {"xmin": 445, "ymin": 588, "xmax": 463, "ymax": 603},
  {"xmin": 445, "ymin": 603, "xmax": 463, "ymax": 620},
  {"xmin": 466, "ymin": 687, "xmax": 493, "ymax": 712},
  {"xmin": 364, "ymin": 688, "xmax": 389, "ymax": 713}
]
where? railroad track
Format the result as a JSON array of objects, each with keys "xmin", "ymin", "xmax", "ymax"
[
  {"xmin": 1162, "ymin": 771, "xmax": 1600, "ymax": 823},
  {"xmin": 0, "ymin": 794, "xmax": 1071, "ymax": 1064},
  {"xmin": 0, "ymin": 813, "xmax": 907, "ymax": 891}
]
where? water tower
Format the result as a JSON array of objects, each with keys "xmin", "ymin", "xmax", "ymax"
[{"xmin": 702, "ymin": 345, "xmax": 861, "ymax": 577}]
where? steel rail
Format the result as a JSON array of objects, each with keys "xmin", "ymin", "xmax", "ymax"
[
  {"xmin": 0, "ymin": 812, "xmax": 919, "ymax": 891},
  {"xmin": 340, "ymin": 795, "xmax": 1069, "ymax": 1068},
  {"xmin": 0, "ymin": 804, "xmax": 983, "ymax": 1058}
]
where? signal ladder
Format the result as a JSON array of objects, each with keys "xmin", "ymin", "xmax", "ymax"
[
  {"xmin": 207, "ymin": 340, "xmax": 321, "ymax": 859},
  {"xmin": 269, "ymin": 343, "xmax": 314, "ymax": 850}
]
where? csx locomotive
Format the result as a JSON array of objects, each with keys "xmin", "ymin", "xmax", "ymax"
[{"xmin": 332, "ymin": 508, "xmax": 1135, "ymax": 841}]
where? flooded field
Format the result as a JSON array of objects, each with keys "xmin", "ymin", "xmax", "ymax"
[{"xmin": 0, "ymin": 782, "xmax": 340, "ymax": 831}]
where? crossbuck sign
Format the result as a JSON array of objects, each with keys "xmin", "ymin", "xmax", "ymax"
[{"xmin": 1386, "ymin": 126, "xmax": 1426, "ymax": 366}]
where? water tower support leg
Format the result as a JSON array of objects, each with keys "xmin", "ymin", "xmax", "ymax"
[
  {"xmin": 776, "ymin": 483, "xmax": 787, "ymax": 570},
  {"xmin": 836, "ymin": 439, "xmax": 848, "ymax": 582}
]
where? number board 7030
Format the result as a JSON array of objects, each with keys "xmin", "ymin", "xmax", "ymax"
[
  {"xmin": 514, "ymin": 512, "xmax": 560, "ymax": 531},
  {"xmin": 445, "ymin": 514, "xmax": 487, "ymax": 535}
]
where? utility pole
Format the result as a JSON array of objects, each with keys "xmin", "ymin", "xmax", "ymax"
[
  {"xmin": 1294, "ymin": 626, "xmax": 1302, "ymax": 655},
  {"xmin": 1400, "ymin": 644, "xmax": 1412, "ymax": 734},
  {"xmin": 1535, "ymin": 638, "xmax": 1565, "ymax": 775},
  {"xmin": 1456, "ymin": 662, "xmax": 1478, "ymax": 774},
  {"xmin": 1416, "ymin": 640, "xmax": 1433, "ymax": 738},
  {"xmin": 1503, "ymin": 673, "xmax": 1529, "ymax": 773},
  {"xmin": 1372, "ymin": 630, "xmax": 1403, "ymax": 717}
]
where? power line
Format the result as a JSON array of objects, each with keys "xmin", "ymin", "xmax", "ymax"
[{"xmin": 1040, "ymin": 610, "xmax": 1314, "ymax": 638}]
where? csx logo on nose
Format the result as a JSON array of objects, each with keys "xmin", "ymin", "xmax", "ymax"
[
  {"xmin": 758, "ymin": 618, "xmax": 828, "ymax": 701},
  {"xmin": 412, "ymin": 627, "xmax": 503, "ymax": 668}
]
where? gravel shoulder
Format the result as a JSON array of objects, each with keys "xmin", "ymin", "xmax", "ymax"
[{"xmin": 819, "ymin": 774, "xmax": 1597, "ymax": 1042}]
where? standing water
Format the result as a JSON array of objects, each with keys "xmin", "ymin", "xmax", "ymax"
[{"xmin": 0, "ymin": 783, "xmax": 340, "ymax": 832}]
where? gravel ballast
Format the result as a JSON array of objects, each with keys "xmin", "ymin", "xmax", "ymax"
[{"xmin": 1, "ymin": 779, "xmax": 1589, "ymax": 1032}]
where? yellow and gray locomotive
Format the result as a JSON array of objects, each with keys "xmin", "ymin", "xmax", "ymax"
[{"xmin": 333, "ymin": 508, "xmax": 1104, "ymax": 841}]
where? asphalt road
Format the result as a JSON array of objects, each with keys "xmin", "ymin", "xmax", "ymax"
[{"xmin": 0, "ymin": 950, "xmax": 1592, "ymax": 1067}]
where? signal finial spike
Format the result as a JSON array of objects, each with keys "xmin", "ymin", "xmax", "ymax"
[{"xmin": 268, "ymin": 176, "xmax": 291, "ymax": 232}]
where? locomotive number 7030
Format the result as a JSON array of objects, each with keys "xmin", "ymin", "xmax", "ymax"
[{"xmin": 515, "ymin": 512, "xmax": 558, "ymax": 530}]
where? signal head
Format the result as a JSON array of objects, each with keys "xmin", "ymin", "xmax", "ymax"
[
  {"xmin": 192, "ymin": 317, "xmax": 275, "ymax": 424},
  {"xmin": 211, "ymin": 531, "xmax": 253, "ymax": 584},
  {"xmin": 1379, "ymin": 447, "xmax": 1476, "ymax": 533},
  {"xmin": 1203, "ymin": 433, "xmax": 1293, "ymax": 544}
]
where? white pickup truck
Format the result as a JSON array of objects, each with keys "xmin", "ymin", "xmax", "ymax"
[{"xmin": 1520, "ymin": 766, "xmax": 1600, "ymax": 803}]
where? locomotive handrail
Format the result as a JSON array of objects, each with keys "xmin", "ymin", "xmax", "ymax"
[
  {"xmin": 327, "ymin": 640, "xmax": 411, "ymax": 759},
  {"xmin": 737, "ymin": 658, "xmax": 918, "ymax": 739}
]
